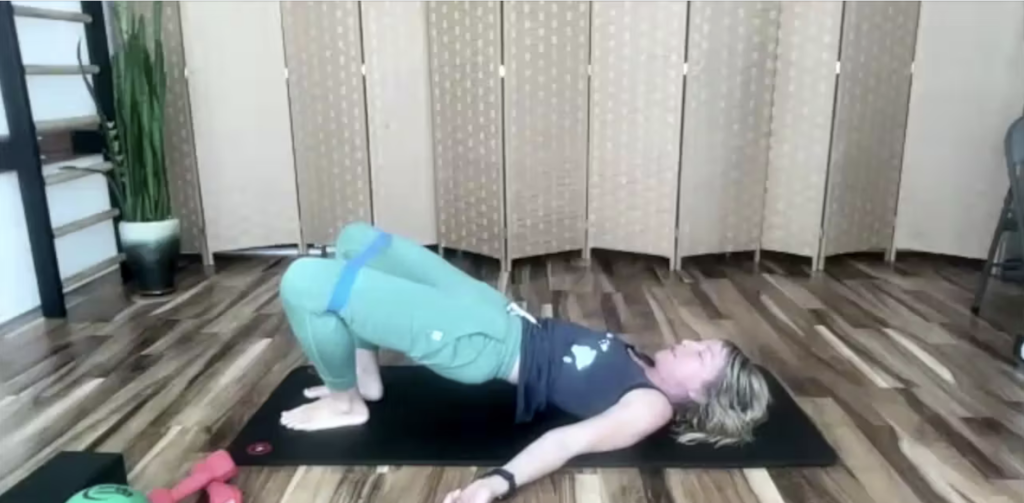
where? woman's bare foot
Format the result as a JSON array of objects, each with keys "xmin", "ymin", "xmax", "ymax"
[
  {"xmin": 281, "ymin": 388, "xmax": 368, "ymax": 431},
  {"xmin": 304, "ymin": 349, "xmax": 383, "ymax": 401}
]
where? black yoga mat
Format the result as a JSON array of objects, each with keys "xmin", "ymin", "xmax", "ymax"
[{"xmin": 228, "ymin": 365, "xmax": 837, "ymax": 468}]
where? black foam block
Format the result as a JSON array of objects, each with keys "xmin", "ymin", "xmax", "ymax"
[
  {"xmin": 0, "ymin": 451, "xmax": 128, "ymax": 503},
  {"xmin": 228, "ymin": 365, "xmax": 836, "ymax": 468}
]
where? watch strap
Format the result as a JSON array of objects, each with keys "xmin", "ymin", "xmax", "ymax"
[{"xmin": 480, "ymin": 468, "xmax": 517, "ymax": 500}]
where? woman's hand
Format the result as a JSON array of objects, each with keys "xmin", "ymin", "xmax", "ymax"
[{"xmin": 441, "ymin": 476, "xmax": 507, "ymax": 503}]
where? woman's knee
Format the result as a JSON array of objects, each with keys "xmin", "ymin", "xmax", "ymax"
[
  {"xmin": 334, "ymin": 221, "xmax": 377, "ymax": 258},
  {"xmin": 280, "ymin": 257, "xmax": 340, "ymax": 310}
]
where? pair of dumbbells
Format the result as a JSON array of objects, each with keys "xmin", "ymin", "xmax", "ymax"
[{"xmin": 147, "ymin": 450, "xmax": 242, "ymax": 503}]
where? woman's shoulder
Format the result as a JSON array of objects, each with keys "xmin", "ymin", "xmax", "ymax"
[{"xmin": 618, "ymin": 387, "xmax": 674, "ymax": 423}]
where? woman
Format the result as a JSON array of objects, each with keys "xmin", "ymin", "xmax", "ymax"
[{"xmin": 278, "ymin": 222, "xmax": 771, "ymax": 503}]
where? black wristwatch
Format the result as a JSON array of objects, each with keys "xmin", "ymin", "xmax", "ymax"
[{"xmin": 480, "ymin": 468, "xmax": 517, "ymax": 500}]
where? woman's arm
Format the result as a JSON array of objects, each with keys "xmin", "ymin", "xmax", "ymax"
[{"xmin": 442, "ymin": 389, "xmax": 673, "ymax": 503}]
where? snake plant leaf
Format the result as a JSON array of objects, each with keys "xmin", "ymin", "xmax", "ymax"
[{"xmin": 76, "ymin": 1, "xmax": 170, "ymax": 222}]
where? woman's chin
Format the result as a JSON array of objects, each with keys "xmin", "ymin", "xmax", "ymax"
[{"xmin": 652, "ymin": 351, "xmax": 674, "ymax": 368}]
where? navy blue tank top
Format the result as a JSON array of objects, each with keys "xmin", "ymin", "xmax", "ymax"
[{"xmin": 515, "ymin": 317, "xmax": 657, "ymax": 423}]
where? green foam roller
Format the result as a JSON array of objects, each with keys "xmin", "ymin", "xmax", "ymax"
[{"xmin": 65, "ymin": 484, "xmax": 148, "ymax": 503}]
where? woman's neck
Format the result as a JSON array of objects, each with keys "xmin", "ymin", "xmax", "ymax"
[
  {"xmin": 626, "ymin": 344, "xmax": 655, "ymax": 367},
  {"xmin": 628, "ymin": 346, "xmax": 686, "ymax": 403}
]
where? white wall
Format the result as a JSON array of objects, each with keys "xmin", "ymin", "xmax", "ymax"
[
  {"xmin": 0, "ymin": 171, "xmax": 41, "ymax": 323},
  {"xmin": 15, "ymin": 1, "xmax": 94, "ymax": 123},
  {"xmin": 0, "ymin": 2, "xmax": 118, "ymax": 325},
  {"xmin": 894, "ymin": 2, "xmax": 1024, "ymax": 259},
  {"xmin": 0, "ymin": 159, "xmax": 118, "ymax": 325},
  {"xmin": 46, "ymin": 155, "xmax": 119, "ymax": 280},
  {"xmin": 0, "ymin": 58, "xmax": 38, "ymax": 324}
]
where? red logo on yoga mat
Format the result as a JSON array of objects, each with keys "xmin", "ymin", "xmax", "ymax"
[{"xmin": 247, "ymin": 442, "xmax": 273, "ymax": 456}]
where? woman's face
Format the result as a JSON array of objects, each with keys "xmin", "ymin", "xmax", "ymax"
[{"xmin": 653, "ymin": 339, "xmax": 729, "ymax": 401}]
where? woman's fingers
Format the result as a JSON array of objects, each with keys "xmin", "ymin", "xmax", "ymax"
[{"xmin": 442, "ymin": 489, "xmax": 462, "ymax": 503}]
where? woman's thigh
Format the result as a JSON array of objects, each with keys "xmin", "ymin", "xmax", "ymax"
[{"xmin": 339, "ymin": 263, "xmax": 514, "ymax": 383}]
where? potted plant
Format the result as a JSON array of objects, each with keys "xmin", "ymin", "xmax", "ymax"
[{"xmin": 74, "ymin": 2, "xmax": 178, "ymax": 295}]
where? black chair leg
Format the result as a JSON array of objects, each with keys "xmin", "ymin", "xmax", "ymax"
[
  {"xmin": 1009, "ymin": 164, "xmax": 1024, "ymax": 260},
  {"xmin": 1014, "ymin": 334, "xmax": 1024, "ymax": 368},
  {"xmin": 1008, "ymin": 166, "xmax": 1024, "ymax": 367},
  {"xmin": 972, "ymin": 189, "xmax": 1012, "ymax": 315}
]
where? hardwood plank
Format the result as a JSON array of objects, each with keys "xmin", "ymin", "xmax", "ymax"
[
  {"xmin": 233, "ymin": 466, "xmax": 305, "ymax": 503},
  {"xmin": 797, "ymin": 397, "xmax": 924, "ymax": 503},
  {"xmin": 1, "ymin": 252, "xmax": 1022, "ymax": 502},
  {"xmin": 769, "ymin": 467, "xmax": 875, "ymax": 503},
  {"xmin": 742, "ymin": 468, "xmax": 786, "ymax": 503},
  {"xmin": 598, "ymin": 469, "xmax": 647, "ymax": 503},
  {"xmin": 665, "ymin": 469, "xmax": 760, "ymax": 503},
  {"xmin": 574, "ymin": 472, "xmax": 605, "ymax": 503}
]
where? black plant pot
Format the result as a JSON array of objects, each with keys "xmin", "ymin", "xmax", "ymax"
[{"xmin": 119, "ymin": 219, "xmax": 181, "ymax": 296}]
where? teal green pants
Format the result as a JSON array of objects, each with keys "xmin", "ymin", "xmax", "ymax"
[{"xmin": 278, "ymin": 222, "xmax": 522, "ymax": 391}]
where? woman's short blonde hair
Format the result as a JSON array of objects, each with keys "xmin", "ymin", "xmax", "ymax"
[{"xmin": 672, "ymin": 341, "xmax": 771, "ymax": 447}]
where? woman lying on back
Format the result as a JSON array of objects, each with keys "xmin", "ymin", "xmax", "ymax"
[{"xmin": 277, "ymin": 222, "xmax": 772, "ymax": 503}]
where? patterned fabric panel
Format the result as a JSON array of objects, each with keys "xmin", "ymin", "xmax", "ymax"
[
  {"xmin": 179, "ymin": 1, "xmax": 301, "ymax": 253},
  {"xmin": 588, "ymin": 2, "xmax": 688, "ymax": 261},
  {"xmin": 677, "ymin": 1, "xmax": 781, "ymax": 258},
  {"xmin": 823, "ymin": 2, "xmax": 919, "ymax": 257},
  {"xmin": 282, "ymin": 1, "xmax": 372, "ymax": 246},
  {"xmin": 761, "ymin": 2, "xmax": 842, "ymax": 260},
  {"xmin": 504, "ymin": 1, "xmax": 591, "ymax": 261},
  {"xmin": 362, "ymin": 2, "xmax": 438, "ymax": 245},
  {"xmin": 427, "ymin": 1, "xmax": 505, "ymax": 260}
]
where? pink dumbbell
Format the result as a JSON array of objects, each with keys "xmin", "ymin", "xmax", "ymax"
[
  {"xmin": 206, "ymin": 481, "xmax": 244, "ymax": 503},
  {"xmin": 148, "ymin": 450, "xmax": 238, "ymax": 503}
]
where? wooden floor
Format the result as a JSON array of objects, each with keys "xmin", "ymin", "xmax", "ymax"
[{"xmin": 2, "ymin": 249, "xmax": 1024, "ymax": 503}]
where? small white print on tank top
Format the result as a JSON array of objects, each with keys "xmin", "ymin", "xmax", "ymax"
[{"xmin": 563, "ymin": 345, "xmax": 598, "ymax": 371}]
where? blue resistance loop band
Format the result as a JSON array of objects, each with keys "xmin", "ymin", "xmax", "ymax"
[{"xmin": 326, "ymin": 231, "xmax": 392, "ymax": 313}]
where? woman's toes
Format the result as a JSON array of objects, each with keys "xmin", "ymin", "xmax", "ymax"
[{"xmin": 304, "ymin": 386, "xmax": 329, "ymax": 399}]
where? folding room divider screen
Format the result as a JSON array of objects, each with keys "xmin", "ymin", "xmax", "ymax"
[
  {"xmin": 503, "ymin": 2, "xmax": 591, "ymax": 262},
  {"xmin": 179, "ymin": 1, "xmax": 301, "ymax": 256},
  {"xmin": 587, "ymin": 2, "xmax": 688, "ymax": 264},
  {"xmin": 281, "ymin": 1, "xmax": 372, "ymax": 249},
  {"xmin": 156, "ymin": 1, "xmax": 1023, "ymax": 269},
  {"xmin": 821, "ymin": 2, "xmax": 919, "ymax": 259},
  {"xmin": 427, "ymin": 1, "xmax": 506, "ymax": 261},
  {"xmin": 361, "ymin": 2, "xmax": 437, "ymax": 247},
  {"xmin": 676, "ymin": 2, "xmax": 780, "ymax": 261},
  {"xmin": 760, "ymin": 2, "xmax": 841, "ymax": 266}
]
